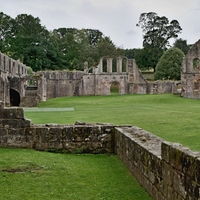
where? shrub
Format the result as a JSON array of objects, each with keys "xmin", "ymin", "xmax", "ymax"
[{"xmin": 154, "ymin": 47, "xmax": 184, "ymax": 80}]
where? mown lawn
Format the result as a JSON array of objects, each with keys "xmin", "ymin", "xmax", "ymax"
[
  {"xmin": 0, "ymin": 148, "xmax": 152, "ymax": 200},
  {"xmin": 25, "ymin": 94, "xmax": 200, "ymax": 151}
]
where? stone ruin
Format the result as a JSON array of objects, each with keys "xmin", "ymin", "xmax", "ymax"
[
  {"xmin": 0, "ymin": 53, "xmax": 179, "ymax": 107},
  {"xmin": 2, "ymin": 41, "xmax": 200, "ymax": 199},
  {"xmin": 181, "ymin": 39, "xmax": 200, "ymax": 99}
]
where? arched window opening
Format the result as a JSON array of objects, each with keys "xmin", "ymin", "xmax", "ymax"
[
  {"xmin": 112, "ymin": 59, "xmax": 117, "ymax": 72},
  {"xmin": 3, "ymin": 56, "xmax": 6, "ymax": 71},
  {"xmin": 10, "ymin": 89, "xmax": 20, "ymax": 106},
  {"xmin": 9, "ymin": 59, "xmax": 11, "ymax": 72},
  {"xmin": 110, "ymin": 82, "xmax": 119, "ymax": 95},
  {"xmin": 103, "ymin": 58, "xmax": 107, "ymax": 72},
  {"xmin": 122, "ymin": 58, "xmax": 127, "ymax": 72},
  {"xmin": 88, "ymin": 67, "xmax": 93, "ymax": 73},
  {"xmin": 193, "ymin": 58, "xmax": 200, "ymax": 70}
]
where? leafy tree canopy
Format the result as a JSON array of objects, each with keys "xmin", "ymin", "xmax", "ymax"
[
  {"xmin": 0, "ymin": 12, "xmax": 122, "ymax": 72},
  {"xmin": 154, "ymin": 47, "xmax": 184, "ymax": 80},
  {"xmin": 136, "ymin": 12, "xmax": 182, "ymax": 71},
  {"xmin": 173, "ymin": 38, "xmax": 191, "ymax": 55}
]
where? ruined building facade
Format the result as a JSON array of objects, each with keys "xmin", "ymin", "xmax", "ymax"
[
  {"xmin": 0, "ymin": 53, "xmax": 179, "ymax": 107},
  {"xmin": 181, "ymin": 39, "xmax": 200, "ymax": 99}
]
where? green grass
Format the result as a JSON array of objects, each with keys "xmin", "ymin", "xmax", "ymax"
[
  {"xmin": 25, "ymin": 94, "xmax": 200, "ymax": 151},
  {"xmin": 0, "ymin": 148, "xmax": 152, "ymax": 200}
]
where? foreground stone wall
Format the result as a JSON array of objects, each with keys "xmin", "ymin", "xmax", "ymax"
[
  {"xmin": 1, "ymin": 107, "xmax": 200, "ymax": 199},
  {"xmin": 115, "ymin": 127, "xmax": 200, "ymax": 200}
]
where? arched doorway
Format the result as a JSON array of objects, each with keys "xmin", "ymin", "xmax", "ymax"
[
  {"xmin": 110, "ymin": 82, "xmax": 119, "ymax": 95},
  {"xmin": 10, "ymin": 89, "xmax": 20, "ymax": 106}
]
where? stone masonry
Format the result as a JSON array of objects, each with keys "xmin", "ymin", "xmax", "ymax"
[
  {"xmin": 181, "ymin": 39, "xmax": 200, "ymax": 99},
  {"xmin": 0, "ymin": 52, "xmax": 177, "ymax": 107}
]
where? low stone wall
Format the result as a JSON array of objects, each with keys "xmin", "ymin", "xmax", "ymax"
[
  {"xmin": 1, "ymin": 107, "xmax": 200, "ymax": 199},
  {"xmin": 0, "ymin": 108, "xmax": 116, "ymax": 153},
  {"xmin": 115, "ymin": 127, "xmax": 200, "ymax": 200}
]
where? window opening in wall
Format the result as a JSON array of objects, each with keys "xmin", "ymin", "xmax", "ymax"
[
  {"xmin": 10, "ymin": 89, "xmax": 20, "ymax": 106},
  {"xmin": 122, "ymin": 58, "xmax": 127, "ymax": 72},
  {"xmin": 103, "ymin": 58, "xmax": 107, "ymax": 72},
  {"xmin": 110, "ymin": 82, "xmax": 119, "ymax": 95},
  {"xmin": 3, "ymin": 56, "xmax": 6, "ymax": 71},
  {"xmin": 12, "ymin": 62, "xmax": 15, "ymax": 74},
  {"xmin": 88, "ymin": 68, "xmax": 93, "ymax": 73},
  {"xmin": 9, "ymin": 59, "xmax": 11, "ymax": 72},
  {"xmin": 18, "ymin": 65, "xmax": 20, "ymax": 74},
  {"xmin": 193, "ymin": 58, "xmax": 200, "ymax": 70},
  {"xmin": 112, "ymin": 59, "xmax": 117, "ymax": 72}
]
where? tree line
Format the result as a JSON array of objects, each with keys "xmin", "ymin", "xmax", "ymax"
[{"xmin": 0, "ymin": 11, "xmax": 191, "ymax": 80}]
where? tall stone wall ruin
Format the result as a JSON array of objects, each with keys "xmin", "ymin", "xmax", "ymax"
[
  {"xmin": 181, "ymin": 39, "xmax": 200, "ymax": 99},
  {"xmin": 0, "ymin": 52, "xmax": 28, "ymax": 107}
]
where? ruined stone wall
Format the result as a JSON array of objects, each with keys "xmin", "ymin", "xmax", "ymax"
[
  {"xmin": 0, "ymin": 52, "xmax": 28, "ymax": 78},
  {"xmin": 147, "ymin": 81, "xmax": 174, "ymax": 94},
  {"xmin": 115, "ymin": 127, "xmax": 200, "ymax": 200},
  {"xmin": 39, "ymin": 71, "xmax": 85, "ymax": 98},
  {"xmin": 181, "ymin": 39, "xmax": 200, "ymax": 99},
  {"xmin": 0, "ymin": 52, "xmax": 29, "ymax": 106},
  {"xmin": 0, "ymin": 108, "xmax": 115, "ymax": 153}
]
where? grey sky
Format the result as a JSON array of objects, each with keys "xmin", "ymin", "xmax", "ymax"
[{"xmin": 1, "ymin": 0, "xmax": 200, "ymax": 48}]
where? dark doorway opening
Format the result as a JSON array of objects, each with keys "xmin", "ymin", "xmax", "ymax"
[
  {"xmin": 110, "ymin": 82, "xmax": 119, "ymax": 95},
  {"xmin": 10, "ymin": 89, "xmax": 20, "ymax": 106}
]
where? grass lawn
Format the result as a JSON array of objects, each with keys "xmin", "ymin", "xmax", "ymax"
[
  {"xmin": 25, "ymin": 93, "xmax": 200, "ymax": 151},
  {"xmin": 0, "ymin": 148, "xmax": 152, "ymax": 200}
]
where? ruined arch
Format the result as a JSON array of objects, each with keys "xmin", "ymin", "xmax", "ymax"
[
  {"xmin": 193, "ymin": 58, "xmax": 200, "ymax": 70},
  {"xmin": 110, "ymin": 81, "xmax": 120, "ymax": 94},
  {"xmin": 10, "ymin": 89, "xmax": 20, "ymax": 106},
  {"xmin": 103, "ymin": 58, "xmax": 107, "ymax": 72},
  {"xmin": 112, "ymin": 58, "xmax": 117, "ymax": 72}
]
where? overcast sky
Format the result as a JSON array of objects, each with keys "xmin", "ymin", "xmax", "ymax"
[{"xmin": 1, "ymin": 0, "xmax": 200, "ymax": 49}]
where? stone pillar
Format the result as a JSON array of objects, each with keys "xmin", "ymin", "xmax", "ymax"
[
  {"xmin": 107, "ymin": 58, "xmax": 113, "ymax": 73},
  {"xmin": 117, "ymin": 57, "xmax": 122, "ymax": 73},
  {"xmin": 99, "ymin": 58, "xmax": 103, "ymax": 73}
]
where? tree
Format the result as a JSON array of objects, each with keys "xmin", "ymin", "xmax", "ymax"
[
  {"xmin": 154, "ymin": 47, "xmax": 184, "ymax": 80},
  {"xmin": 137, "ymin": 12, "xmax": 182, "ymax": 71},
  {"xmin": 173, "ymin": 38, "xmax": 190, "ymax": 55},
  {"xmin": 0, "ymin": 12, "xmax": 15, "ymax": 53},
  {"xmin": 8, "ymin": 14, "xmax": 64, "ymax": 71}
]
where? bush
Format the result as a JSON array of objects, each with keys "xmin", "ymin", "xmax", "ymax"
[{"xmin": 154, "ymin": 47, "xmax": 184, "ymax": 80}]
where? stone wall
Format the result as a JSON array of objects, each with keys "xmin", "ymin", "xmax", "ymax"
[
  {"xmin": 0, "ymin": 108, "xmax": 116, "ymax": 153},
  {"xmin": 0, "ymin": 52, "xmax": 28, "ymax": 107},
  {"xmin": 181, "ymin": 39, "xmax": 200, "ymax": 99},
  {"xmin": 115, "ymin": 127, "xmax": 200, "ymax": 200}
]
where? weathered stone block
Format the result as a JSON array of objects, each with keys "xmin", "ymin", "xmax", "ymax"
[{"xmin": 0, "ymin": 108, "xmax": 24, "ymax": 119}]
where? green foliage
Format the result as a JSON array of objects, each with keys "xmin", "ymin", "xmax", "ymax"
[
  {"xmin": 25, "ymin": 94, "xmax": 200, "ymax": 151},
  {"xmin": 27, "ymin": 67, "xmax": 33, "ymax": 74},
  {"xmin": 0, "ymin": 149, "xmax": 152, "ymax": 199},
  {"xmin": 0, "ymin": 12, "xmax": 15, "ymax": 53},
  {"xmin": 154, "ymin": 47, "xmax": 184, "ymax": 80},
  {"xmin": 137, "ymin": 12, "xmax": 182, "ymax": 71},
  {"xmin": 0, "ymin": 12, "xmax": 122, "ymax": 72},
  {"xmin": 173, "ymin": 38, "xmax": 190, "ymax": 55}
]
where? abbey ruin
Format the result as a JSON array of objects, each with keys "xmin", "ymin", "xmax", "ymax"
[
  {"xmin": 1, "ymin": 41, "xmax": 200, "ymax": 199},
  {"xmin": 0, "ymin": 53, "xmax": 179, "ymax": 107}
]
